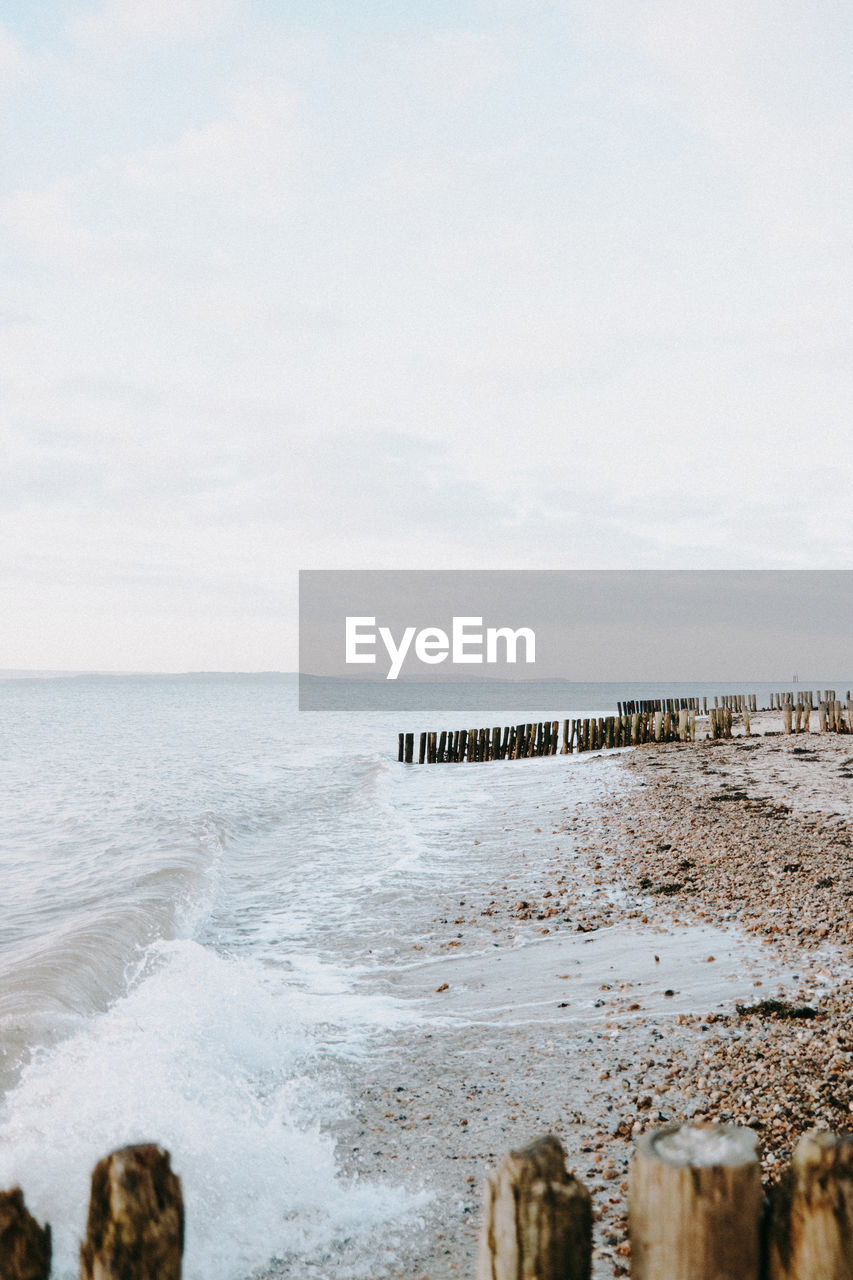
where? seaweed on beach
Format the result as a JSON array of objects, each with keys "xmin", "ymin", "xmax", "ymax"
[{"xmin": 736, "ymin": 998, "xmax": 820, "ymax": 1020}]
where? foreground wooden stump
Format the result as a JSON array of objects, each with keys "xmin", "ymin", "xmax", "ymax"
[
  {"xmin": 768, "ymin": 1129, "xmax": 853, "ymax": 1280},
  {"xmin": 0, "ymin": 1188, "xmax": 51, "ymax": 1280},
  {"xmin": 80, "ymin": 1144, "xmax": 183, "ymax": 1280},
  {"xmin": 477, "ymin": 1134, "xmax": 592, "ymax": 1280},
  {"xmin": 629, "ymin": 1122, "xmax": 762, "ymax": 1280}
]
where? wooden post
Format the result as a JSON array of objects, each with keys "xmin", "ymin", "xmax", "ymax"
[
  {"xmin": 783, "ymin": 704, "xmax": 793, "ymax": 735},
  {"xmin": 404, "ymin": 732, "xmax": 414, "ymax": 763},
  {"xmin": 80, "ymin": 1144, "xmax": 183, "ymax": 1280},
  {"xmin": 477, "ymin": 1135, "xmax": 592, "ymax": 1280},
  {"xmin": 629, "ymin": 1122, "xmax": 763, "ymax": 1280},
  {"xmin": 562, "ymin": 719, "xmax": 570, "ymax": 754},
  {"xmin": 0, "ymin": 1189, "xmax": 51, "ymax": 1280},
  {"xmin": 768, "ymin": 1130, "xmax": 853, "ymax": 1280},
  {"xmin": 743, "ymin": 706, "xmax": 750, "ymax": 736},
  {"xmin": 398, "ymin": 733, "xmax": 404, "ymax": 762}
]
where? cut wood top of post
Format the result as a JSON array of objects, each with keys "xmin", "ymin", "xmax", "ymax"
[
  {"xmin": 792, "ymin": 1127, "xmax": 853, "ymax": 1174},
  {"xmin": 637, "ymin": 1122, "xmax": 759, "ymax": 1168}
]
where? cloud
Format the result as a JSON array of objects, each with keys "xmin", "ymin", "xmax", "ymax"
[
  {"xmin": 67, "ymin": 0, "xmax": 232, "ymax": 55},
  {"xmin": 1, "ymin": 2, "xmax": 852, "ymax": 667},
  {"xmin": 0, "ymin": 21, "xmax": 32, "ymax": 83},
  {"xmin": 123, "ymin": 76, "xmax": 304, "ymax": 219},
  {"xmin": 0, "ymin": 177, "xmax": 95, "ymax": 264}
]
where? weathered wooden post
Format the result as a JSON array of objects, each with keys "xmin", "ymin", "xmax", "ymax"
[
  {"xmin": 629, "ymin": 1122, "xmax": 763, "ymax": 1280},
  {"xmin": 819, "ymin": 702, "xmax": 828, "ymax": 732},
  {"xmin": 477, "ymin": 1135, "xmax": 592, "ymax": 1280},
  {"xmin": 743, "ymin": 706, "xmax": 751, "ymax": 736},
  {"xmin": 768, "ymin": 1129, "xmax": 853, "ymax": 1280},
  {"xmin": 0, "ymin": 1188, "xmax": 51, "ymax": 1280},
  {"xmin": 783, "ymin": 704, "xmax": 793, "ymax": 735},
  {"xmin": 80, "ymin": 1144, "xmax": 184, "ymax": 1280},
  {"xmin": 404, "ymin": 732, "xmax": 414, "ymax": 763}
]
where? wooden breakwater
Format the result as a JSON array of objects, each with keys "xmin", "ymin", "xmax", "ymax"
[
  {"xmin": 478, "ymin": 1124, "xmax": 853, "ymax": 1280},
  {"xmin": 399, "ymin": 690, "xmax": 853, "ymax": 763},
  {"xmin": 398, "ymin": 709, "xmax": 696, "ymax": 764},
  {"xmin": 5, "ymin": 1123, "xmax": 852, "ymax": 1279}
]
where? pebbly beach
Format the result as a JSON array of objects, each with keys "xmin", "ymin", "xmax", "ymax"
[{"xmin": 302, "ymin": 708, "xmax": 853, "ymax": 1280}]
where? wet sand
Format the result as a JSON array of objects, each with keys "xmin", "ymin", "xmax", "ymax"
[{"xmin": 285, "ymin": 714, "xmax": 853, "ymax": 1279}]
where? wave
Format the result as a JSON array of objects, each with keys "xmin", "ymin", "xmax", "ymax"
[{"xmin": 0, "ymin": 938, "xmax": 425, "ymax": 1280}]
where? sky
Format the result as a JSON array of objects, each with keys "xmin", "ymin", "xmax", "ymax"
[{"xmin": 2, "ymin": 0, "xmax": 852, "ymax": 671}]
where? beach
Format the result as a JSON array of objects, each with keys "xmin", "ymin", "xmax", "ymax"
[
  {"xmin": 1, "ymin": 680, "xmax": 851, "ymax": 1279},
  {"xmin": 303, "ymin": 711, "xmax": 853, "ymax": 1280}
]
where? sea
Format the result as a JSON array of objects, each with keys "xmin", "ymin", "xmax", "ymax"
[{"xmin": 0, "ymin": 673, "xmax": 838, "ymax": 1278}]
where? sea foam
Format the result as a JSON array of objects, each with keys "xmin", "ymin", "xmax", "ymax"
[{"xmin": 0, "ymin": 938, "xmax": 426, "ymax": 1280}]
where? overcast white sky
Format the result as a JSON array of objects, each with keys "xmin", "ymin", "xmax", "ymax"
[{"xmin": 2, "ymin": 1, "xmax": 852, "ymax": 671}]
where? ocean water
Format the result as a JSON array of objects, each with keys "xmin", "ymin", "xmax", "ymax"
[{"xmin": 0, "ymin": 673, "xmax": 840, "ymax": 1277}]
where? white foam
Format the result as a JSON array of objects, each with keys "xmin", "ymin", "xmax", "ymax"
[
  {"xmin": 654, "ymin": 1123, "xmax": 758, "ymax": 1167},
  {"xmin": 0, "ymin": 940, "xmax": 426, "ymax": 1280}
]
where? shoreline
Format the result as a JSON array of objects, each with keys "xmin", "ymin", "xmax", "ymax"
[{"xmin": 276, "ymin": 713, "xmax": 853, "ymax": 1280}]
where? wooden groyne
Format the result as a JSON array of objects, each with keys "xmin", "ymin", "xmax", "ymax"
[
  {"xmin": 399, "ymin": 690, "xmax": 853, "ymax": 762},
  {"xmin": 478, "ymin": 1125, "xmax": 853, "ymax": 1280},
  {"xmin": 5, "ymin": 1123, "xmax": 852, "ymax": 1279}
]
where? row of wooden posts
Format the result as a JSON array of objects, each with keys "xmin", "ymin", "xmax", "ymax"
[
  {"xmin": 399, "ymin": 700, "xmax": 853, "ymax": 764},
  {"xmin": 768, "ymin": 688, "xmax": 845, "ymax": 708},
  {"xmin": 397, "ymin": 707, "xmax": 699, "ymax": 764},
  {"xmin": 586, "ymin": 690, "xmax": 847, "ymax": 717},
  {"xmin": 617, "ymin": 695, "xmax": 756, "ymax": 715},
  {"xmin": 4, "ymin": 1123, "xmax": 851, "ymax": 1279},
  {"xmin": 478, "ymin": 1123, "xmax": 853, "ymax": 1280}
]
